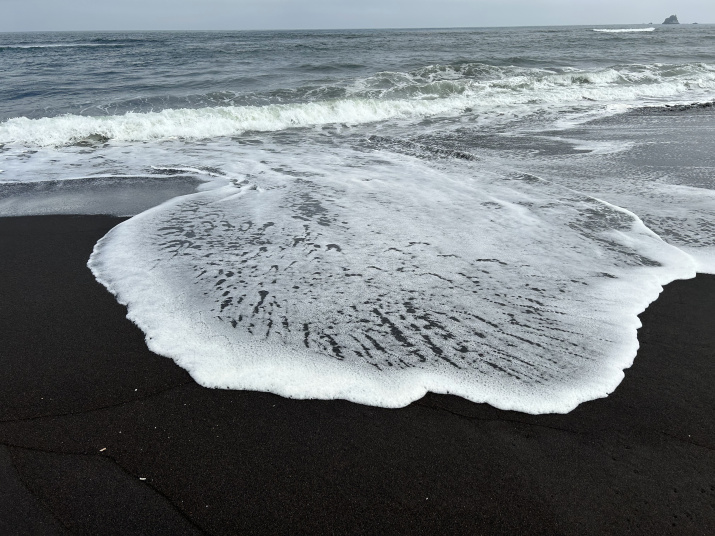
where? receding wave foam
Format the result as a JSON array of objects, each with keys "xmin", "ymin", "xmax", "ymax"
[
  {"xmin": 593, "ymin": 28, "xmax": 655, "ymax": 33},
  {"xmin": 2, "ymin": 63, "xmax": 714, "ymax": 147},
  {"xmin": 88, "ymin": 146, "xmax": 696, "ymax": 413}
]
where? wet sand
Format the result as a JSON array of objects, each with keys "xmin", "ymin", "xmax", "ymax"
[{"xmin": 0, "ymin": 215, "xmax": 713, "ymax": 535}]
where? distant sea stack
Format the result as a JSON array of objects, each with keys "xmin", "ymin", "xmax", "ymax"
[{"xmin": 662, "ymin": 15, "xmax": 680, "ymax": 24}]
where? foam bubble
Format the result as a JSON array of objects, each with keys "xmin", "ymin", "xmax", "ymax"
[{"xmin": 88, "ymin": 146, "xmax": 696, "ymax": 413}]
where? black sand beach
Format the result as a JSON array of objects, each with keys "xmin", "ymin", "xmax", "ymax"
[{"xmin": 0, "ymin": 214, "xmax": 713, "ymax": 535}]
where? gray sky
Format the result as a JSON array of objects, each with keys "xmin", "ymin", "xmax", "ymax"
[{"xmin": 1, "ymin": 0, "xmax": 713, "ymax": 32}]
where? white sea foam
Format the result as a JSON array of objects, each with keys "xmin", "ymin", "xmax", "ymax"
[
  {"xmin": 2, "ymin": 63, "xmax": 714, "ymax": 147},
  {"xmin": 593, "ymin": 28, "xmax": 656, "ymax": 33},
  {"xmin": 495, "ymin": 122, "xmax": 715, "ymax": 274},
  {"xmin": 88, "ymin": 146, "xmax": 696, "ymax": 413}
]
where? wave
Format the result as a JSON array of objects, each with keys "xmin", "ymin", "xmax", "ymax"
[
  {"xmin": 0, "ymin": 43, "xmax": 117, "ymax": 49},
  {"xmin": 2, "ymin": 63, "xmax": 714, "ymax": 146},
  {"xmin": 593, "ymin": 28, "xmax": 655, "ymax": 33}
]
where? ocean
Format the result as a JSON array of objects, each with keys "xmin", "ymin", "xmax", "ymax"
[{"xmin": 1, "ymin": 25, "xmax": 714, "ymax": 413}]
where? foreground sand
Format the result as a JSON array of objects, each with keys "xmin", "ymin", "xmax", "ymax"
[{"xmin": 0, "ymin": 215, "xmax": 713, "ymax": 535}]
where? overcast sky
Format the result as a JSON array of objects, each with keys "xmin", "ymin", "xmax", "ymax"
[{"xmin": 1, "ymin": 0, "xmax": 713, "ymax": 32}]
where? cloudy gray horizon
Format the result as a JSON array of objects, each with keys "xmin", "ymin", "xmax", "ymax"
[{"xmin": 1, "ymin": 0, "xmax": 714, "ymax": 32}]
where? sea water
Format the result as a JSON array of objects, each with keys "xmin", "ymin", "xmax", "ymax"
[{"xmin": 1, "ymin": 25, "xmax": 713, "ymax": 412}]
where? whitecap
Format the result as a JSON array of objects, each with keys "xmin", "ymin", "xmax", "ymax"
[{"xmin": 593, "ymin": 28, "xmax": 656, "ymax": 33}]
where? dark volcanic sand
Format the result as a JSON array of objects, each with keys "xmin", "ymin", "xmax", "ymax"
[{"xmin": 0, "ymin": 215, "xmax": 713, "ymax": 535}]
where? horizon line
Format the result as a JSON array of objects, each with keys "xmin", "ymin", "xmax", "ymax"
[{"xmin": 1, "ymin": 22, "xmax": 712, "ymax": 34}]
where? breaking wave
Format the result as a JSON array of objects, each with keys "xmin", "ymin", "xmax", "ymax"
[
  {"xmin": 0, "ymin": 43, "xmax": 118, "ymax": 49},
  {"xmin": 593, "ymin": 28, "xmax": 656, "ymax": 33},
  {"xmin": 1, "ymin": 62, "xmax": 714, "ymax": 147}
]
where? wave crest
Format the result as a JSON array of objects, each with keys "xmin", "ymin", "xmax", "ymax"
[
  {"xmin": 2, "ymin": 62, "xmax": 714, "ymax": 147},
  {"xmin": 593, "ymin": 28, "xmax": 656, "ymax": 33}
]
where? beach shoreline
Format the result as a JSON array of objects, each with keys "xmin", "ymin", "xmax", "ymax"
[{"xmin": 1, "ymin": 214, "xmax": 713, "ymax": 535}]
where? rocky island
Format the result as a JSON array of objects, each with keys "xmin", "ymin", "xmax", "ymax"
[{"xmin": 663, "ymin": 14, "xmax": 680, "ymax": 24}]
